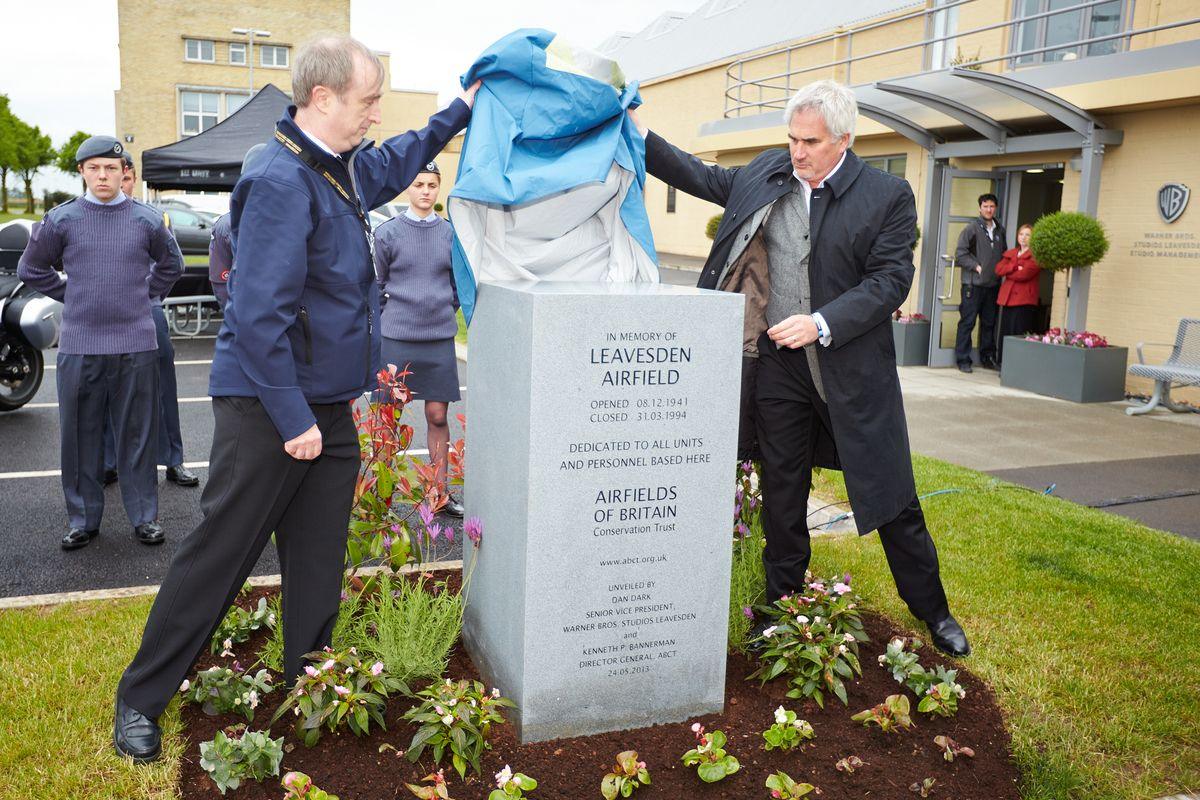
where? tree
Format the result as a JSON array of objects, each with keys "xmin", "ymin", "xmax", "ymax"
[
  {"xmin": 0, "ymin": 95, "xmax": 19, "ymax": 214},
  {"xmin": 1030, "ymin": 211, "xmax": 1110, "ymax": 328},
  {"xmin": 13, "ymin": 120, "xmax": 55, "ymax": 214},
  {"xmin": 56, "ymin": 130, "xmax": 92, "ymax": 193}
]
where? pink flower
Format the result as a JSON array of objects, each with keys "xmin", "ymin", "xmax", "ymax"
[
  {"xmin": 833, "ymin": 582, "xmax": 851, "ymax": 595},
  {"xmin": 742, "ymin": 606, "xmax": 754, "ymax": 619},
  {"xmin": 305, "ymin": 666, "xmax": 319, "ymax": 678},
  {"xmin": 495, "ymin": 766, "xmax": 513, "ymax": 789},
  {"xmin": 334, "ymin": 685, "xmax": 350, "ymax": 697},
  {"xmin": 465, "ymin": 517, "xmax": 483, "ymax": 546},
  {"xmin": 418, "ymin": 503, "xmax": 435, "ymax": 527},
  {"xmin": 370, "ymin": 661, "xmax": 384, "ymax": 676}
]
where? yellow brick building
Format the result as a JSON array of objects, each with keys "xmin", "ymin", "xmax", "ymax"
[
  {"xmin": 113, "ymin": 0, "xmax": 459, "ymax": 199},
  {"xmin": 606, "ymin": 0, "xmax": 1200, "ymax": 398}
]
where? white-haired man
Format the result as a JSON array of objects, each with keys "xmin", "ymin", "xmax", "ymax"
[
  {"xmin": 114, "ymin": 35, "xmax": 481, "ymax": 763},
  {"xmin": 630, "ymin": 80, "xmax": 969, "ymax": 658}
]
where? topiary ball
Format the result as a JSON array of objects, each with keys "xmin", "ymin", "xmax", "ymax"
[
  {"xmin": 705, "ymin": 214, "xmax": 723, "ymax": 240},
  {"xmin": 1029, "ymin": 211, "xmax": 1109, "ymax": 273}
]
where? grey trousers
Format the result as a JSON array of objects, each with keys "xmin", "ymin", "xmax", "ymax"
[
  {"xmin": 57, "ymin": 351, "xmax": 159, "ymax": 530},
  {"xmin": 118, "ymin": 397, "xmax": 359, "ymax": 719}
]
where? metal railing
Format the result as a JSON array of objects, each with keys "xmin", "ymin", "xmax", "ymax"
[{"xmin": 724, "ymin": 0, "xmax": 1200, "ymax": 117}]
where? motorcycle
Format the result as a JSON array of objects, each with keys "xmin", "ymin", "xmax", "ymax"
[{"xmin": 0, "ymin": 220, "xmax": 62, "ymax": 411}]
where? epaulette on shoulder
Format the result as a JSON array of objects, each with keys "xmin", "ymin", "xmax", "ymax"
[
  {"xmin": 130, "ymin": 198, "xmax": 173, "ymax": 230},
  {"xmin": 45, "ymin": 197, "xmax": 82, "ymax": 223}
]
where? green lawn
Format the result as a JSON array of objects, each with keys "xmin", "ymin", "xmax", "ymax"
[
  {"xmin": 456, "ymin": 308, "xmax": 468, "ymax": 346},
  {"xmin": 0, "ymin": 455, "xmax": 1197, "ymax": 799},
  {"xmin": 811, "ymin": 455, "xmax": 1200, "ymax": 800},
  {"xmin": 182, "ymin": 254, "xmax": 208, "ymax": 266},
  {"xmin": 0, "ymin": 211, "xmax": 41, "ymax": 224}
]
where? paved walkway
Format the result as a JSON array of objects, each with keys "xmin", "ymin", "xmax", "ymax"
[{"xmin": 899, "ymin": 366, "xmax": 1200, "ymax": 539}]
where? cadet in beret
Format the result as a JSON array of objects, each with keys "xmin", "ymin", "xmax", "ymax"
[
  {"xmin": 18, "ymin": 135, "xmax": 184, "ymax": 550},
  {"xmin": 102, "ymin": 155, "xmax": 200, "ymax": 489}
]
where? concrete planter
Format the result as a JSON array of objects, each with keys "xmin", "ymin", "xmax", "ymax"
[
  {"xmin": 892, "ymin": 320, "xmax": 931, "ymax": 366},
  {"xmin": 1000, "ymin": 337, "xmax": 1128, "ymax": 402}
]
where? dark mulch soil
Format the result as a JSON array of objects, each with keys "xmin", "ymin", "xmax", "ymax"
[{"xmin": 179, "ymin": 579, "xmax": 1021, "ymax": 799}]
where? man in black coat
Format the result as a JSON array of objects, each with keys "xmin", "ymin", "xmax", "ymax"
[
  {"xmin": 631, "ymin": 79, "xmax": 969, "ymax": 657},
  {"xmin": 954, "ymin": 193, "xmax": 1007, "ymax": 372}
]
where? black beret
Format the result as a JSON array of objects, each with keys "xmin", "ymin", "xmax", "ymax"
[
  {"xmin": 421, "ymin": 161, "xmax": 440, "ymax": 175},
  {"xmin": 76, "ymin": 135, "xmax": 125, "ymax": 164}
]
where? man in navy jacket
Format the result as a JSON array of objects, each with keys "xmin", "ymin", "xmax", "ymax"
[{"xmin": 114, "ymin": 35, "xmax": 480, "ymax": 763}]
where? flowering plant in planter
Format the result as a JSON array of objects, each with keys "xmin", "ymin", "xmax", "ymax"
[
  {"xmin": 765, "ymin": 771, "xmax": 818, "ymax": 798},
  {"xmin": 198, "ymin": 724, "xmax": 284, "ymax": 795},
  {"xmin": 489, "ymin": 766, "xmax": 537, "ymax": 800},
  {"xmin": 761, "ymin": 706, "xmax": 815, "ymax": 751},
  {"xmin": 851, "ymin": 694, "xmax": 913, "ymax": 733},
  {"xmin": 1026, "ymin": 327, "xmax": 1110, "ymax": 348},
  {"xmin": 406, "ymin": 769, "xmax": 456, "ymax": 799},
  {"xmin": 403, "ymin": 679, "xmax": 514, "ymax": 779},
  {"xmin": 749, "ymin": 574, "xmax": 868, "ymax": 707},
  {"xmin": 271, "ymin": 646, "xmax": 407, "ymax": 746},
  {"xmin": 210, "ymin": 595, "xmax": 275, "ymax": 653},
  {"xmin": 681, "ymin": 724, "xmax": 740, "ymax": 783},
  {"xmin": 181, "ymin": 662, "xmax": 273, "ymax": 721},
  {"xmin": 601, "ymin": 750, "xmax": 651, "ymax": 798},
  {"xmin": 282, "ymin": 771, "xmax": 340, "ymax": 800}
]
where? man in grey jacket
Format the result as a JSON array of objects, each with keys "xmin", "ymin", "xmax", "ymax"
[{"xmin": 953, "ymin": 193, "xmax": 1006, "ymax": 372}]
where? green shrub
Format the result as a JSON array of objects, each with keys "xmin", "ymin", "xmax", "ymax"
[
  {"xmin": 363, "ymin": 573, "xmax": 462, "ymax": 683},
  {"xmin": 705, "ymin": 214, "xmax": 723, "ymax": 240},
  {"xmin": 1030, "ymin": 211, "xmax": 1109, "ymax": 272}
]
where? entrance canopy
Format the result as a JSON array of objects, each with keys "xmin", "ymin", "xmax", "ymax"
[{"xmin": 142, "ymin": 84, "xmax": 291, "ymax": 191}]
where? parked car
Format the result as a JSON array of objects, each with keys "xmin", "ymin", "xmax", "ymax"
[{"xmin": 153, "ymin": 205, "xmax": 213, "ymax": 255}]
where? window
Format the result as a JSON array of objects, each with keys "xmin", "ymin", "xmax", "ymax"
[
  {"xmin": 666, "ymin": 186, "xmax": 677, "ymax": 214},
  {"xmin": 181, "ymin": 91, "xmax": 219, "ymax": 135},
  {"xmin": 925, "ymin": 0, "xmax": 961, "ymax": 70},
  {"xmin": 225, "ymin": 93, "xmax": 250, "ymax": 116},
  {"xmin": 228, "ymin": 42, "xmax": 246, "ymax": 65},
  {"xmin": 862, "ymin": 155, "xmax": 907, "ymax": 178},
  {"xmin": 184, "ymin": 39, "xmax": 215, "ymax": 62},
  {"xmin": 166, "ymin": 209, "xmax": 201, "ymax": 228},
  {"xmin": 1011, "ymin": 0, "xmax": 1126, "ymax": 65},
  {"xmin": 260, "ymin": 45, "xmax": 289, "ymax": 68}
]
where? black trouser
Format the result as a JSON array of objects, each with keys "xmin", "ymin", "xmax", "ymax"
[
  {"xmin": 57, "ymin": 351, "xmax": 159, "ymax": 530},
  {"xmin": 955, "ymin": 283, "xmax": 999, "ymax": 365},
  {"xmin": 117, "ymin": 397, "xmax": 359, "ymax": 719},
  {"xmin": 997, "ymin": 305, "xmax": 1037, "ymax": 363},
  {"xmin": 104, "ymin": 305, "xmax": 184, "ymax": 470},
  {"xmin": 755, "ymin": 333, "xmax": 950, "ymax": 624}
]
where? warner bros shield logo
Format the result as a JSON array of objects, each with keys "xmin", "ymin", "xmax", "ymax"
[{"xmin": 1158, "ymin": 183, "xmax": 1190, "ymax": 224}]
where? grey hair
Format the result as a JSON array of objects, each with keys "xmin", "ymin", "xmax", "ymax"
[
  {"xmin": 292, "ymin": 35, "xmax": 384, "ymax": 107},
  {"xmin": 783, "ymin": 80, "xmax": 858, "ymax": 146}
]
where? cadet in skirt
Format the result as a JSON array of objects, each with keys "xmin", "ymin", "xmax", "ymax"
[{"xmin": 375, "ymin": 161, "xmax": 464, "ymax": 516}]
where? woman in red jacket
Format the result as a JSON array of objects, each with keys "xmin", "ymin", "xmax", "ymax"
[{"xmin": 995, "ymin": 223, "xmax": 1041, "ymax": 362}]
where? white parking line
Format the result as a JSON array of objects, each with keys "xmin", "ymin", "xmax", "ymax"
[
  {"xmin": 23, "ymin": 396, "xmax": 214, "ymax": 410},
  {"xmin": 0, "ymin": 448, "xmax": 430, "ymax": 480}
]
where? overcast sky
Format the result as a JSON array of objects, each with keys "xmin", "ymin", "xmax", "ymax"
[{"xmin": 3, "ymin": 0, "xmax": 707, "ymax": 193}]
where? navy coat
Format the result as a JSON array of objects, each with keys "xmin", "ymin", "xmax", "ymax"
[{"xmin": 645, "ymin": 132, "xmax": 919, "ymax": 534}]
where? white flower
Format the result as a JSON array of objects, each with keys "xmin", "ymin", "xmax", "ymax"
[
  {"xmin": 446, "ymin": 679, "xmax": 454, "ymax": 687},
  {"xmin": 844, "ymin": 633, "xmax": 855, "ymax": 642},
  {"xmin": 762, "ymin": 625, "xmax": 778, "ymax": 638},
  {"xmin": 795, "ymin": 615, "xmax": 810, "ymax": 625},
  {"xmin": 346, "ymin": 667, "xmax": 354, "ymax": 675},
  {"xmin": 248, "ymin": 690, "xmax": 259, "ymax": 709},
  {"xmin": 878, "ymin": 655, "xmax": 887, "ymax": 665},
  {"xmin": 495, "ymin": 766, "xmax": 513, "ymax": 789},
  {"xmin": 957, "ymin": 687, "xmax": 967, "ymax": 699},
  {"xmin": 773, "ymin": 706, "xmax": 788, "ymax": 725},
  {"xmin": 441, "ymin": 714, "xmax": 454, "ymax": 726},
  {"xmin": 491, "ymin": 687, "xmax": 501, "ymax": 698},
  {"xmin": 349, "ymin": 647, "xmax": 357, "ymax": 654},
  {"xmin": 447, "ymin": 698, "xmax": 457, "ymax": 707},
  {"xmin": 838, "ymin": 644, "xmax": 848, "ymax": 654},
  {"xmin": 267, "ymin": 614, "xmax": 276, "ymax": 626},
  {"xmin": 293, "ymin": 705, "xmax": 301, "ymax": 716},
  {"xmin": 890, "ymin": 637, "xmax": 905, "ymax": 648},
  {"xmin": 179, "ymin": 679, "xmax": 190, "ymax": 693},
  {"xmin": 813, "ymin": 616, "xmax": 822, "ymax": 625}
]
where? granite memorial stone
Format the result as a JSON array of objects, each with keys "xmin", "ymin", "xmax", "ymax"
[{"xmin": 463, "ymin": 280, "xmax": 744, "ymax": 743}]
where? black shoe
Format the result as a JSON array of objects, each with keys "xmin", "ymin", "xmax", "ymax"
[
  {"xmin": 61, "ymin": 527, "xmax": 99, "ymax": 551},
  {"xmin": 927, "ymin": 615, "xmax": 971, "ymax": 658},
  {"xmin": 746, "ymin": 615, "xmax": 773, "ymax": 653},
  {"xmin": 114, "ymin": 696, "xmax": 161, "ymax": 763},
  {"xmin": 980, "ymin": 358, "xmax": 999, "ymax": 371},
  {"xmin": 133, "ymin": 522, "xmax": 165, "ymax": 546},
  {"xmin": 103, "ymin": 469, "xmax": 118, "ymax": 486},
  {"xmin": 444, "ymin": 496, "xmax": 465, "ymax": 518},
  {"xmin": 956, "ymin": 362, "xmax": 973, "ymax": 374},
  {"xmin": 165, "ymin": 465, "xmax": 199, "ymax": 487}
]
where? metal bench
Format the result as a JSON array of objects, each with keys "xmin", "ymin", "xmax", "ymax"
[
  {"xmin": 161, "ymin": 295, "xmax": 220, "ymax": 338},
  {"xmin": 1126, "ymin": 317, "xmax": 1200, "ymax": 416}
]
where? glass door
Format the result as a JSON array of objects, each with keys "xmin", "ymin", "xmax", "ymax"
[{"xmin": 928, "ymin": 169, "xmax": 1007, "ymax": 368}]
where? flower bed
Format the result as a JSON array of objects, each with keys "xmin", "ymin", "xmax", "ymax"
[{"xmin": 176, "ymin": 579, "xmax": 1020, "ymax": 800}]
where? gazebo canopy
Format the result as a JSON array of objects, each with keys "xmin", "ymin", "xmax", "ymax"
[{"xmin": 142, "ymin": 84, "xmax": 291, "ymax": 191}]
